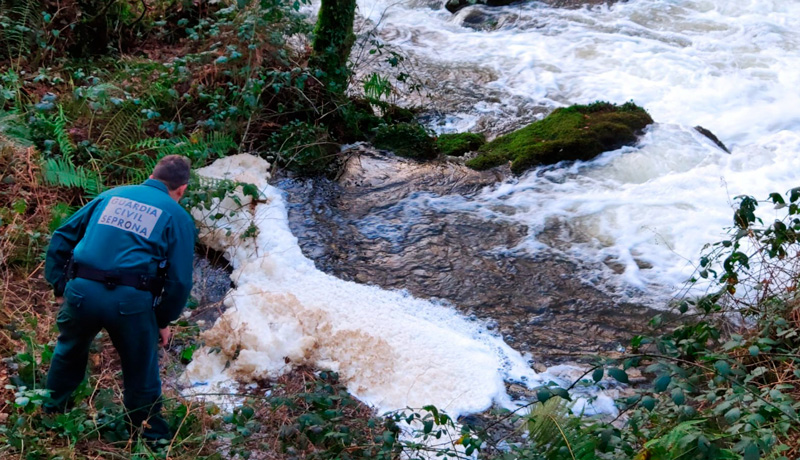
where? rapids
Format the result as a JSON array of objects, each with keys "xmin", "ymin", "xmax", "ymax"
[
  {"xmin": 350, "ymin": 0, "xmax": 800, "ymax": 300},
  {"xmin": 185, "ymin": 0, "xmax": 800, "ymax": 419}
]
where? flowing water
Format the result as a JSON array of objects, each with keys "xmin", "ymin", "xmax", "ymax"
[
  {"xmin": 186, "ymin": 1, "xmax": 800, "ymax": 418},
  {"xmin": 345, "ymin": 0, "xmax": 800, "ymax": 301}
]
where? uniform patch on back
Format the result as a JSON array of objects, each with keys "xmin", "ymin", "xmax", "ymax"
[{"xmin": 97, "ymin": 196, "xmax": 163, "ymax": 239}]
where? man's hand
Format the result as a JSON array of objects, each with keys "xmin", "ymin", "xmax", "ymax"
[
  {"xmin": 55, "ymin": 297, "xmax": 64, "ymax": 305},
  {"xmin": 159, "ymin": 327, "xmax": 171, "ymax": 347}
]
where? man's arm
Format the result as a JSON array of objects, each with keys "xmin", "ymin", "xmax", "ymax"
[
  {"xmin": 155, "ymin": 213, "xmax": 195, "ymax": 329},
  {"xmin": 45, "ymin": 197, "xmax": 105, "ymax": 297}
]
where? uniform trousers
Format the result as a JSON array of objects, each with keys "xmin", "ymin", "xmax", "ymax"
[{"xmin": 44, "ymin": 278, "xmax": 170, "ymax": 440}]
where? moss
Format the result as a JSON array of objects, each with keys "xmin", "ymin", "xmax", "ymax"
[
  {"xmin": 436, "ymin": 132, "xmax": 486, "ymax": 157},
  {"xmin": 310, "ymin": 0, "xmax": 357, "ymax": 93},
  {"xmin": 468, "ymin": 101, "xmax": 653, "ymax": 174},
  {"xmin": 373, "ymin": 122, "xmax": 437, "ymax": 160},
  {"xmin": 465, "ymin": 151, "xmax": 507, "ymax": 170}
]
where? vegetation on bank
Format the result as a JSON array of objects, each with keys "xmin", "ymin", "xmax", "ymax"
[
  {"xmin": 466, "ymin": 101, "xmax": 653, "ymax": 173},
  {"xmin": 436, "ymin": 132, "xmax": 486, "ymax": 157},
  {"xmin": 1, "ymin": 0, "xmax": 799, "ymax": 459},
  {"xmin": 373, "ymin": 127, "xmax": 486, "ymax": 160}
]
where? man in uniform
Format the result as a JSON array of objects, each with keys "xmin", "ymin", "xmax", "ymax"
[{"xmin": 43, "ymin": 155, "xmax": 196, "ymax": 442}]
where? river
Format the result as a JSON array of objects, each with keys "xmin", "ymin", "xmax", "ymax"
[{"xmin": 185, "ymin": 0, "xmax": 800, "ymax": 419}]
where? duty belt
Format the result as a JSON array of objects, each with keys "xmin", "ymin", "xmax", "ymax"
[{"xmin": 68, "ymin": 261, "xmax": 165, "ymax": 294}]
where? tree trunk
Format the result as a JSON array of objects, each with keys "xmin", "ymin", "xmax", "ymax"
[{"xmin": 310, "ymin": 0, "xmax": 357, "ymax": 94}]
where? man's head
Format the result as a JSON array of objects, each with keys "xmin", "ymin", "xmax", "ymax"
[{"xmin": 150, "ymin": 155, "xmax": 191, "ymax": 201}]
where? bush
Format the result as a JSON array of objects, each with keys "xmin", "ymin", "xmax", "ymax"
[{"xmin": 269, "ymin": 120, "xmax": 338, "ymax": 175}]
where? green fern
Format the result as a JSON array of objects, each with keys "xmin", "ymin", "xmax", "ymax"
[
  {"xmin": 42, "ymin": 155, "xmax": 103, "ymax": 197},
  {"xmin": 0, "ymin": 109, "xmax": 31, "ymax": 147},
  {"xmin": 0, "ymin": 0, "xmax": 42, "ymax": 61},
  {"xmin": 119, "ymin": 152, "xmax": 157, "ymax": 184},
  {"xmin": 132, "ymin": 132, "xmax": 236, "ymax": 166},
  {"xmin": 98, "ymin": 105, "xmax": 143, "ymax": 151},
  {"xmin": 53, "ymin": 106, "xmax": 74, "ymax": 156},
  {"xmin": 519, "ymin": 398, "xmax": 597, "ymax": 460},
  {"xmin": 35, "ymin": 106, "xmax": 75, "ymax": 155}
]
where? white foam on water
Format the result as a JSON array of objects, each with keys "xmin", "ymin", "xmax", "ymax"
[
  {"xmin": 352, "ymin": 0, "xmax": 800, "ymax": 298},
  {"xmin": 183, "ymin": 154, "xmax": 611, "ymax": 418}
]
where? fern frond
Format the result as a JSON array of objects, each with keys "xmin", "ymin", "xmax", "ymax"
[
  {"xmin": 0, "ymin": 109, "xmax": 31, "ymax": 146},
  {"xmin": 98, "ymin": 105, "xmax": 143, "ymax": 151},
  {"xmin": 524, "ymin": 398, "xmax": 597, "ymax": 460},
  {"xmin": 42, "ymin": 156, "xmax": 103, "ymax": 195},
  {"xmin": 207, "ymin": 131, "xmax": 237, "ymax": 158},
  {"xmin": 121, "ymin": 153, "xmax": 156, "ymax": 184},
  {"xmin": 0, "ymin": 0, "xmax": 42, "ymax": 61},
  {"xmin": 132, "ymin": 137, "xmax": 168, "ymax": 153},
  {"xmin": 53, "ymin": 106, "xmax": 75, "ymax": 156},
  {"xmin": 131, "ymin": 132, "xmax": 236, "ymax": 166}
]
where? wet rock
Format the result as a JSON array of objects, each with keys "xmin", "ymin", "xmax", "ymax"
[
  {"xmin": 466, "ymin": 101, "xmax": 653, "ymax": 174},
  {"xmin": 445, "ymin": 0, "xmax": 624, "ymax": 14},
  {"xmin": 694, "ymin": 125, "xmax": 730, "ymax": 153},
  {"xmin": 190, "ymin": 250, "xmax": 233, "ymax": 328},
  {"xmin": 280, "ymin": 148, "xmax": 669, "ymax": 363},
  {"xmin": 540, "ymin": 0, "xmax": 624, "ymax": 8},
  {"xmin": 445, "ymin": 0, "xmax": 518, "ymax": 14},
  {"xmin": 452, "ymin": 6, "xmax": 506, "ymax": 30}
]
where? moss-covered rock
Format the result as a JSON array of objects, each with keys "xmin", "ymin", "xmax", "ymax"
[
  {"xmin": 436, "ymin": 132, "xmax": 486, "ymax": 157},
  {"xmin": 373, "ymin": 123, "xmax": 437, "ymax": 160},
  {"xmin": 466, "ymin": 101, "xmax": 653, "ymax": 174}
]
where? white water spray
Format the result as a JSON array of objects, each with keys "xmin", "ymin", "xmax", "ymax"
[{"xmin": 353, "ymin": 0, "xmax": 800, "ymax": 300}]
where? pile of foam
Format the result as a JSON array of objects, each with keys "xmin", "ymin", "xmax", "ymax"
[{"xmin": 183, "ymin": 154, "xmax": 614, "ymax": 417}]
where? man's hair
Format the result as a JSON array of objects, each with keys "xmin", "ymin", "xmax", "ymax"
[{"xmin": 152, "ymin": 155, "xmax": 191, "ymax": 191}]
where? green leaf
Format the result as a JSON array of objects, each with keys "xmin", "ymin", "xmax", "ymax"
[
  {"xmin": 536, "ymin": 389, "xmax": 552, "ymax": 403},
  {"xmin": 671, "ymin": 388, "xmax": 685, "ymax": 406},
  {"xmin": 749, "ymin": 345, "xmax": 760, "ymax": 356},
  {"xmin": 724, "ymin": 407, "xmax": 741, "ymax": 424},
  {"xmin": 790, "ymin": 187, "xmax": 800, "ymax": 203},
  {"xmin": 641, "ymin": 396, "xmax": 655, "ymax": 411},
  {"xmin": 242, "ymin": 183, "xmax": 259, "ymax": 199},
  {"xmin": 240, "ymin": 406, "xmax": 254, "ymax": 419},
  {"xmin": 550, "ymin": 387, "xmax": 571, "ymax": 401},
  {"xmin": 654, "ymin": 375, "xmax": 671, "ymax": 393},
  {"xmin": 714, "ymin": 360, "xmax": 731, "ymax": 376},
  {"xmin": 181, "ymin": 345, "xmax": 196, "ymax": 362},
  {"xmin": 743, "ymin": 442, "xmax": 760, "ymax": 460},
  {"xmin": 769, "ymin": 192, "xmax": 785, "ymax": 204},
  {"xmin": 608, "ymin": 368, "xmax": 629, "ymax": 384},
  {"xmin": 592, "ymin": 367, "xmax": 604, "ymax": 383}
]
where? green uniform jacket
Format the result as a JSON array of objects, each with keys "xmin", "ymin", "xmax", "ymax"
[{"xmin": 45, "ymin": 179, "xmax": 195, "ymax": 328}]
